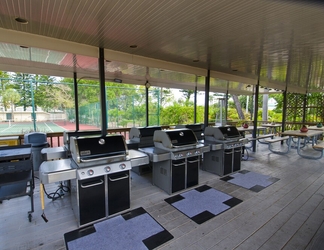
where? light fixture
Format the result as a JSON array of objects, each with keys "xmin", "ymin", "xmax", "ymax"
[
  {"xmin": 129, "ymin": 45, "xmax": 138, "ymax": 49},
  {"xmin": 20, "ymin": 45, "xmax": 29, "ymax": 49},
  {"xmin": 15, "ymin": 17, "xmax": 28, "ymax": 24},
  {"xmin": 193, "ymin": 59, "xmax": 199, "ymax": 63}
]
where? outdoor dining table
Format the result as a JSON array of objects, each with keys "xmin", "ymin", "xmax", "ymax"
[
  {"xmin": 307, "ymin": 126, "xmax": 324, "ymax": 131},
  {"xmin": 237, "ymin": 126, "xmax": 268, "ymax": 151},
  {"xmin": 237, "ymin": 126, "xmax": 267, "ymax": 136},
  {"xmin": 280, "ymin": 129, "xmax": 324, "ymax": 159},
  {"xmin": 261, "ymin": 123, "xmax": 282, "ymax": 134}
]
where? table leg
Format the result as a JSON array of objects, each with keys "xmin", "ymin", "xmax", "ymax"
[{"xmin": 296, "ymin": 136, "xmax": 323, "ymax": 159}]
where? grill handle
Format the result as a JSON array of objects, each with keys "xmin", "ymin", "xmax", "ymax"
[
  {"xmin": 187, "ymin": 159, "xmax": 199, "ymax": 164},
  {"xmin": 80, "ymin": 179, "xmax": 104, "ymax": 188},
  {"xmin": 172, "ymin": 162, "xmax": 186, "ymax": 167},
  {"xmin": 171, "ymin": 143, "xmax": 197, "ymax": 148},
  {"xmin": 80, "ymin": 155, "xmax": 124, "ymax": 163},
  {"xmin": 108, "ymin": 174, "xmax": 129, "ymax": 182}
]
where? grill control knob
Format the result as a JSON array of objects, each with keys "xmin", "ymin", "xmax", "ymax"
[
  {"xmin": 195, "ymin": 150, "xmax": 200, "ymax": 155},
  {"xmin": 187, "ymin": 152, "xmax": 192, "ymax": 156},
  {"xmin": 88, "ymin": 169, "xmax": 94, "ymax": 176},
  {"xmin": 120, "ymin": 163, "xmax": 126, "ymax": 169},
  {"xmin": 105, "ymin": 166, "xmax": 111, "ymax": 172}
]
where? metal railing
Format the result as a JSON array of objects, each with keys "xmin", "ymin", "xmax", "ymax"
[{"xmin": 0, "ymin": 122, "xmax": 319, "ymax": 148}]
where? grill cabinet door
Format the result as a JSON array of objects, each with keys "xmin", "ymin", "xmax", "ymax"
[
  {"xmin": 233, "ymin": 148, "xmax": 242, "ymax": 172},
  {"xmin": 187, "ymin": 156, "xmax": 199, "ymax": 187},
  {"xmin": 107, "ymin": 170, "xmax": 130, "ymax": 215},
  {"xmin": 171, "ymin": 159, "xmax": 186, "ymax": 193},
  {"xmin": 78, "ymin": 176, "xmax": 106, "ymax": 225},
  {"xmin": 223, "ymin": 149, "xmax": 233, "ymax": 175}
]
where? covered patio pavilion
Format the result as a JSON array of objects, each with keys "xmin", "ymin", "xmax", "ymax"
[
  {"xmin": 1, "ymin": 1, "xmax": 324, "ymax": 249},
  {"xmin": 2, "ymin": 1, "xmax": 324, "ymax": 133}
]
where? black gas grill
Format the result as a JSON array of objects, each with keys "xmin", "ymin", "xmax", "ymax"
[
  {"xmin": 175, "ymin": 123, "xmax": 204, "ymax": 141},
  {"xmin": 129, "ymin": 126, "xmax": 161, "ymax": 148},
  {"xmin": 70, "ymin": 134, "xmax": 128, "ymax": 167},
  {"xmin": 203, "ymin": 126, "xmax": 248, "ymax": 176},
  {"xmin": 69, "ymin": 134, "xmax": 131, "ymax": 227},
  {"xmin": 41, "ymin": 130, "xmax": 103, "ymax": 161},
  {"xmin": 128, "ymin": 126, "xmax": 161, "ymax": 174},
  {"xmin": 63, "ymin": 130, "xmax": 102, "ymax": 151},
  {"xmin": 154, "ymin": 129, "xmax": 198, "ymax": 148},
  {"xmin": 140, "ymin": 128, "xmax": 210, "ymax": 194}
]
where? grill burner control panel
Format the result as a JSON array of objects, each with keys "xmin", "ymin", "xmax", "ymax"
[
  {"xmin": 171, "ymin": 149, "xmax": 202, "ymax": 160},
  {"xmin": 72, "ymin": 160, "xmax": 131, "ymax": 180},
  {"xmin": 223, "ymin": 141, "xmax": 246, "ymax": 149}
]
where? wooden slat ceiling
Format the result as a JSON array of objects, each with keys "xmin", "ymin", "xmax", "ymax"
[{"xmin": 1, "ymin": 0, "xmax": 324, "ymax": 94}]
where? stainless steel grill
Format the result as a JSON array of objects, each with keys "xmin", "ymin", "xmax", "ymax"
[
  {"xmin": 203, "ymin": 126, "xmax": 247, "ymax": 176},
  {"xmin": 153, "ymin": 129, "xmax": 207, "ymax": 159},
  {"xmin": 129, "ymin": 126, "xmax": 162, "ymax": 148},
  {"xmin": 175, "ymin": 124, "xmax": 204, "ymax": 141},
  {"xmin": 204, "ymin": 126, "xmax": 246, "ymax": 148},
  {"xmin": 63, "ymin": 130, "xmax": 101, "ymax": 151},
  {"xmin": 70, "ymin": 134, "xmax": 128, "ymax": 169},
  {"xmin": 68, "ymin": 134, "xmax": 147, "ymax": 227},
  {"xmin": 139, "ymin": 128, "xmax": 209, "ymax": 194},
  {"xmin": 128, "ymin": 126, "xmax": 162, "ymax": 175},
  {"xmin": 41, "ymin": 130, "xmax": 102, "ymax": 161},
  {"xmin": 40, "ymin": 133, "xmax": 149, "ymax": 227}
]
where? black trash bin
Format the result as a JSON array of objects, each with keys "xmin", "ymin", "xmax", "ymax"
[{"xmin": 24, "ymin": 132, "xmax": 49, "ymax": 171}]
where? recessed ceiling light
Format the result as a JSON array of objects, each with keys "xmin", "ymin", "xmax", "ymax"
[
  {"xmin": 129, "ymin": 45, "xmax": 138, "ymax": 49},
  {"xmin": 15, "ymin": 17, "xmax": 28, "ymax": 24},
  {"xmin": 193, "ymin": 59, "xmax": 199, "ymax": 63}
]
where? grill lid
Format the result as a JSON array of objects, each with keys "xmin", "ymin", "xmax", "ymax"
[
  {"xmin": 204, "ymin": 126, "xmax": 241, "ymax": 141},
  {"xmin": 154, "ymin": 128, "xmax": 198, "ymax": 149},
  {"xmin": 70, "ymin": 134, "xmax": 128, "ymax": 166},
  {"xmin": 63, "ymin": 130, "xmax": 101, "ymax": 150},
  {"xmin": 129, "ymin": 126, "xmax": 162, "ymax": 148},
  {"xmin": 129, "ymin": 126, "xmax": 162, "ymax": 139},
  {"xmin": 175, "ymin": 124, "xmax": 204, "ymax": 140}
]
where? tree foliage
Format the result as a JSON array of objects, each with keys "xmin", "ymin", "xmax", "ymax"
[
  {"xmin": 35, "ymin": 83, "xmax": 74, "ymax": 111},
  {"xmin": 180, "ymin": 89, "xmax": 194, "ymax": 101},
  {"xmin": 160, "ymin": 101, "xmax": 204, "ymax": 125},
  {"xmin": 2, "ymin": 88, "xmax": 20, "ymax": 120}
]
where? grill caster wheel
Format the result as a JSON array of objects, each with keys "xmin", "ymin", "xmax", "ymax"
[{"xmin": 28, "ymin": 213, "xmax": 32, "ymax": 222}]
